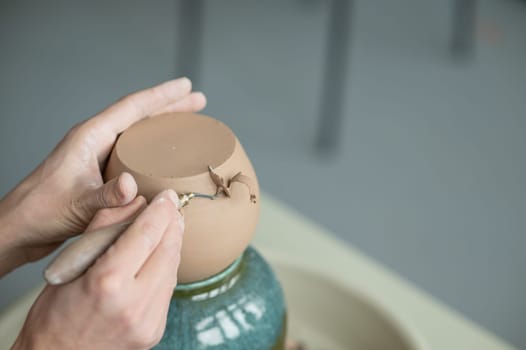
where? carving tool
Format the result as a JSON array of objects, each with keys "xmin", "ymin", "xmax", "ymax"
[{"xmin": 44, "ymin": 192, "xmax": 215, "ymax": 285}]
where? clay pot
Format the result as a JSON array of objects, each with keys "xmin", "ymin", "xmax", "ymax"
[{"xmin": 104, "ymin": 112, "xmax": 260, "ymax": 283}]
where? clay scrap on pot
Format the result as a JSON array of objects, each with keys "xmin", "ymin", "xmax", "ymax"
[{"xmin": 208, "ymin": 166, "xmax": 257, "ymax": 203}]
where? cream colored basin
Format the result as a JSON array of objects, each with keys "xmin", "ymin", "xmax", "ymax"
[
  {"xmin": 0, "ymin": 261, "xmax": 425, "ymax": 350},
  {"xmin": 273, "ymin": 261, "xmax": 425, "ymax": 350}
]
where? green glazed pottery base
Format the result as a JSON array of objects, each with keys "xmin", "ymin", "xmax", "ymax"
[{"xmin": 154, "ymin": 247, "xmax": 286, "ymax": 350}]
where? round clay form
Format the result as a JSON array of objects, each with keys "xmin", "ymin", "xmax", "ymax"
[{"xmin": 104, "ymin": 113, "xmax": 260, "ymax": 283}]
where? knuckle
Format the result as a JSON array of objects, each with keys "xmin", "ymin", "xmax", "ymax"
[
  {"xmin": 122, "ymin": 94, "xmax": 145, "ymax": 116},
  {"xmin": 142, "ymin": 203, "xmax": 175, "ymax": 231},
  {"xmin": 97, "ymin": 187, "xmax": 109, "ymax": 208},
  {"xmin": 138, "ymin": 221, "xmax": 161, "ymax": 249},
  {"xmin": 64, "ymin": 198, "xmax": 89, "ymax": 232},
  {"xmin": 98, "ymin": 180, "xmax": 123, "ymax": 209},
  {"xmin": 118, "ymin": 93, "xmax": 134, "ymax": 105},
  {"xmin": 101, "ymin": 178, "xmax": 124, "ymax": 208},
  {"xmin": 82, "ymin": 118, "xmax": 103, "ymax": 133},
  {"xmin": 86, "ymin": 270, "xmax": 122, "ymax": 300},
  {"xmin": 67, "ymin": 121, "xmax": 92, "ymax": 142},
  {"xmin": 140, "ymin": 220, "xmax": 162, "ymax": 237},
  {"xmin": 150, "ymin": 85, "xmax": 170, "ymax": 103},
  {"xmin": 119, "ymin": 307, "xmax": 141, "ymax": 332},
  {"xmin": 66, "ymin": 122, "xmax": 83, "ymax": 137}
]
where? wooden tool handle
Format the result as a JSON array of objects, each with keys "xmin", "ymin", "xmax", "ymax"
[{"xmin": 44, "ymin": 221, "xmax": 133, "ymax": 285}]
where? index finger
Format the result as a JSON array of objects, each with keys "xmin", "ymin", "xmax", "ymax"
[{"xmin": 94, "ymin": 77, "xmax": 192, "ymax": 135}]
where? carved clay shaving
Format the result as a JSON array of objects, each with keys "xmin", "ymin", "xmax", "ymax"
[
  {"xmin": 207, "ymin": 166, "xmax": 257, "ymax": 203},
  {"xmin": 229, "ymin": 172, "xmax": 257, "ymax": 203},
  {"xmin": 208, "ymin": 166, "xmax": 231, "ymax": 197}
]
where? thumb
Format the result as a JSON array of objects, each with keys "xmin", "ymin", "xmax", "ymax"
[{"xmin": 73, "ymin": 172, "xmax": 138, "ymax": 224}]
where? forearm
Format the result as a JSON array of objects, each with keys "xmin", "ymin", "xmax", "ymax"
[{"xmin": 0, "ymin": 183, "xmax": 33, "ymax": 276}]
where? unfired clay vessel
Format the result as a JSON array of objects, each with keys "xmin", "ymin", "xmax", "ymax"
[{"xmin": 104, "ymin": 112, "xmax": 260, "ymax": 283}]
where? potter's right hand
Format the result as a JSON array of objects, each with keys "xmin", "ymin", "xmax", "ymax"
[
  {"xmin": 12, "ymin": 190, "xmax": 184, "ymax": 350},
  {"xmin": 0, "ymin": 78, "xmax": 205, "ymax": 276}
]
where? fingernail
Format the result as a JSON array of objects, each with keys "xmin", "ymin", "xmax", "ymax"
[
  {"xmin": 153, "ymin": 189, "xmax": 179, "ymax": 207},
  {"xmin": 178, "ymin": 77, "xmax": 191, "ymax": 89},
  {"xmin": 118, "ymin": 172, "xmax": 137, "ymax": 204},
  {"xmin": 153, "ymin": 191, "xmax": 166, "ymax": 203},
  {"xmin": 165, "ymin": 189, "xmax": 182, "ymax": 208}
]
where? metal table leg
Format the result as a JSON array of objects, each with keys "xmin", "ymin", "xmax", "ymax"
[
  {"xmin": 316, "ymin": 0, "xmax": 353, "ymax": 153},
  {"xmin": 451, "ymin": 0, "xmax": 477, "ymax": 58},
  {"xmin": 176, "ymin": 0, "xmax": 205, "ymax": 88}
]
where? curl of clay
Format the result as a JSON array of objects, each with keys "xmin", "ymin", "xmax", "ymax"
[
  {"xmin": 208, "ymin": 166, "xmax": 231, "ymax": 197},
  {"xmin": 208, "ymin": 166, "xmax": 257, "ymax": 203},
  {"xmin": 230, "ymin": 172, "xmax": 257, "ymax": 203}
]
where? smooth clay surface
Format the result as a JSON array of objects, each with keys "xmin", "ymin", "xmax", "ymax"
[{"xmin": 105, "ymin": 113, "xmax": 260, "ymax": 283}]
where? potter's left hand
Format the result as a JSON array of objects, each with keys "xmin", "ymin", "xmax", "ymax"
[{"xmin": 0, "ymin": 78, "xmax": 206, "ymax": 276}]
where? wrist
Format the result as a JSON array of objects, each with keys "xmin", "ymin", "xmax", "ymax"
[
  {"xmin": 0, "ymin": 203, "xmax": 19, "ymax": 247},
  {"xmin": 12, "ymin": 324, "xmax": 38, "ymax": 350},
  {"xmin": 12, "ymin": 303, "xmax": 71, "ymax": 350},
  {"xmin": 0, "ymin": 213, "xmax": 27, "ymax": 276},
  {"xmin": 11, "ymin": 326, "xmax": 53, "ymax": 350},
  {"xmin": 11, "ymin": 332, "xmax": 29, "ymax": 350}
]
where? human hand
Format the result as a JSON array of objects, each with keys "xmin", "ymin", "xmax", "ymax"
[
  {"xmin": 0, "ymin": 78, "xmax": 205, "ymax": 275},
  {"xmin": 12, "ymin": 189, "xmax": 184, "ymax": 350}
]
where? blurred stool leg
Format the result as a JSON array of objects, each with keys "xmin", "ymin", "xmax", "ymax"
[
  {"xmin": 451, "ymin": 0, "xmax": 477, "ymax": 59},
  {"xmin": 317, "ymin": 0, "xmax": 353, "ymax": 153},
  {"xmin": 176, "ymin": 0, "xmax": 204, "ymax": 88}
]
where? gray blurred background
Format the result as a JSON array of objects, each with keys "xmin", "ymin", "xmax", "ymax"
[{"xmin": 0, "ymin": 0, "xmax": 525, "ymax": 348}]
